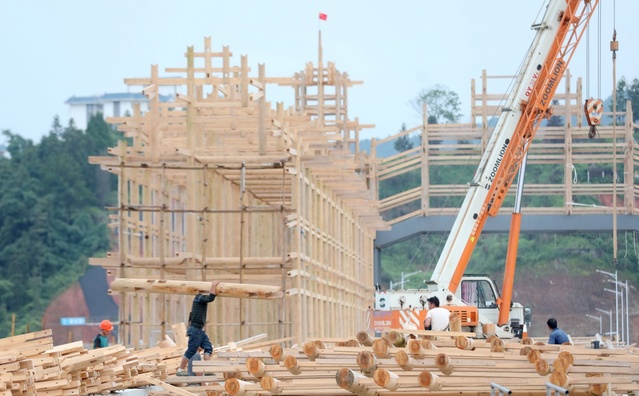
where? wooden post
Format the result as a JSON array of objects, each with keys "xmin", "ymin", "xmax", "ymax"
[
  {"xmin": 345, "ymin": 339, "xmax": 359, "ymax": 347},
  {"xmin": 335, "ymin": 368, "xmax": 375, "ymax": 396},
  {"xmin": 260, "ymin": 376, "xmax": 282, "ymax": 393},
  {"xmin": 408, "ymin": 339, "xmax": 426, "ymax": 358},
  {"xmin": 356, "ymin": 351, "xmax": 377, "ymax": 376},
  {"xmin": 372, "ymin": 338, "xmax": 390, "ymax": 359},
  {"xmin": 268, "ymin": 344, "xmax": 286, "ymax": 363},
  {"xmin": 283, "ymin": 355, "xmax": 301, "ymax": 375},
  {"xmin": 421, "ymin": 338, "xmax": 436, "ymax": 350},
  {"xmin": 527, "ymin": 349, "xmax": 542, "ymax": 363},
  {"xmin": 223, "ymin": 369, "xmax": 243, "ymax": 380},
  {"xmin": 587, "ymin": 373, "xmax": 608, "ymax": 396},
  {"xmin": 553, "ymin": 355, "xmax": 570, "ymax": 373},
  {"xmin": 535, "ymin": 359, "xmax": 550, "ymax": 375},
  {"xmin": 418, "ymin": 370, "xmax": 443, "ymax": 391},
  {"xmin": 449, "ymin": 312, "xmax": 462, "ymax": 332},
  {"xmin": 373, "ymin": 368, "xmax": 400, "ymax": 391},
  {"xmin": 394, "ymin": 350, "xmax": 414, "ymax": 371},
  {"xmin": 455, "ymin": 336, "xmax": 475, "ymax": 351},
  {"xmin": 550, "ymin": 370, "xmax": 570, "ymax": 388},
  {"xmin": 490, "ymin": 337, "xmax": 505, "ymax": 352},
  {"xmin": 558, "ymin": 351, "xmax": 574, "ymax": 366},
  {"xmin": 224, "ymin": 378, "xmax": 255, "ymax": 396},
  {"xmin": 387, "ymin": 330, "xmax": 406, "ymax": 347},
  {"xmin": 434, "ymin": 353, "xmax": 453, "ymax": 375},
  {"xmin": 356, "ymin": 331, "xmax": 374, "ymax": 346},
  {"xmin": 520, "ymin": 346, "xmax": 532, "ymax": 356},
  {"xmin": 302, "ymin": 341, "xmax": 320, "ymax": 361},
  {"xmin": 246, "ymin": 357, "xmax": 266, "ymax": 378}
]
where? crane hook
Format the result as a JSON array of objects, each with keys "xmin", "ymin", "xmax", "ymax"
[{"xmin": 584, "ymin": 97, "xmax": 603, "ymax": 139}]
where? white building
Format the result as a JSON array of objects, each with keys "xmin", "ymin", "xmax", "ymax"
[{"xmin": 65, "ymin": 92, "xmax": 173, "ymax": 130}]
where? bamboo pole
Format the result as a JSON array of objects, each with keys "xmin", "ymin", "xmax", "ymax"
[{"xmin": 109, "ymin": 278, "xmax": 282, "ymax": 299}]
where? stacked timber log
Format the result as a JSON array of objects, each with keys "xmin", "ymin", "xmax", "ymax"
[
  {"xmin": 1, "ymin": 329, "xmax": 639, "ymax": 396},
  {"xmin": 172, "ymin": 330, "xmax": 639, "ymax": 396}
]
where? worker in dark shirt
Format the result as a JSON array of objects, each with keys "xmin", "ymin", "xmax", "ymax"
[
  {"xmin": 176, "ymin": 281, "xmax": 220, "ymax": 375},
  {"xmin": 547, "ymin": 318, "xmax": 570, "ymax": 344}
]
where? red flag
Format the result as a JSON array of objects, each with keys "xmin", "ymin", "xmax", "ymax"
[{"xmin": 319, "ymin": 12, "xmax": 327, "ymax": 21}]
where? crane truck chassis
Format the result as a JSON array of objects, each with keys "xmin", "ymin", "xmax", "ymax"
[{"xmin": 372, "ymin": 0, "xmax": 599, "ymax": 338}]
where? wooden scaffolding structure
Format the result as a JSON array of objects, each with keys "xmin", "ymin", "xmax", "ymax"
[
  {"xmin": 89, "ymin": 36, "xmax": 387, "ymax": 348},
  {"xmin": 373, "ymin": 69, "xmax": 638, "ymax": 224}
]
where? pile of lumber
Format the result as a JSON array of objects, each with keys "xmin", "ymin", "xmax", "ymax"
[
  {"xmin": 0, "ymin": 329, "xmax": 182, "ymax": 396},
  {"xmin": 1, "ymin": 328, "xmax": 638, "ymax": 396},
  {"xmin": 166, "ymin": 330, "xmax": 639, "ymax": 396}
]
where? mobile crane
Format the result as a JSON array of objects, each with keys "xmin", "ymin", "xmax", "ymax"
[{"xmin": 372, "ymin": 0, "xmax": 600, "ymax": 338}]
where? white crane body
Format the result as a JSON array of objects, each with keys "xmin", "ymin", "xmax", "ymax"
[{"xmin": 372, "ymin": 0, "xmax": 599, "ymax": 338}]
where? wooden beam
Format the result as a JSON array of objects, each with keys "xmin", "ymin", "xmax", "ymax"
[{"xmin": 109, "ymin": 278, "xmax": 283, "ymax": 299}]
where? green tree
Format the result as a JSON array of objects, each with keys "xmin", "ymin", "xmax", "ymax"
[
  {"xmin": 410, "ymin": 85, "xmax": 462, "ymax": 124},
  {"xmin": 393, "ymin": 123, "xmax": 413, "ymax": 153},
  {"xmin": 613, "ymin": 76, "xmax": 639, "ymax": 124},
  {"xmin": 0, "ymin": 116, "xmax": 118, "ymax": 336}
]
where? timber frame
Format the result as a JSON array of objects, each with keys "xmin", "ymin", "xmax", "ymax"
[
  {"xmin": 89, "ymin": 36, "xmax": 386, "ymax": 348},
  {"xmin": 373, "ymin": 69, "xmax": 638, "ymax": 224}
]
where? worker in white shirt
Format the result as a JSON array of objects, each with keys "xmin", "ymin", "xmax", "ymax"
[{"xmin": 423, "ymin": 296, "xmax": 450, "ymax": 331}]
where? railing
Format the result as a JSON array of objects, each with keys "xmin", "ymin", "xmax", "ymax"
[{"xmin": 372, "ymin": 71, "xmax": 637, "ymax": 224}]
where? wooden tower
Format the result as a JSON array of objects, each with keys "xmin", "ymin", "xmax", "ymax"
[{"xmin": 89, "ymin": 36, "xmax": 387, "ymax": 348}]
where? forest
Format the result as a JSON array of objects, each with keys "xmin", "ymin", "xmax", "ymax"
[{"xmin": 0, "ymin": 117, "xmax": 118, "ymax": 337}]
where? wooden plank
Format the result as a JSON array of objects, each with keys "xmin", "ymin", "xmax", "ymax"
[
  {"xmin": 136, "ymin": 374, "xmax": 199, "ymax": 396},
  {"xmin": 110, "ymin": 278, "xmax": 283, "ymax": 299},
  {"xmin": 383, "ymin": 328, "xmax": 478, "ymax": 338},
  {"xmin": 0, "ymin": 337, "xmax": 53, "ymax": 354},
  {"xmin": 0, "ymin": 330, "xmax": 52, "ymax": 348}
]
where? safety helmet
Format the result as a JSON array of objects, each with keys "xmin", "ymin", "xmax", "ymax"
[{"xmin": 100, "ymin": 319, "xmax": 114, "ymax": 331}]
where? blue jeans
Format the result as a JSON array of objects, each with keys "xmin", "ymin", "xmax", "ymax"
[
  {"xmin": 185, "ymin": 326, "xmax": 213, "ymax": 359},
  {"xmin": 187, "ymin": 351, "xmax": 201, "ymax": 376}
]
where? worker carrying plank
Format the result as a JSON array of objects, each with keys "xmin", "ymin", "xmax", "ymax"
[{"xmin": 176, "ymin": 280, "xmax": 220, "ymax": 376}]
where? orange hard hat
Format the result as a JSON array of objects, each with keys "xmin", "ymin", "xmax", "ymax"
[{"xmin": 100, "ymin": 320, "xmax": 114, "ymax": 331}]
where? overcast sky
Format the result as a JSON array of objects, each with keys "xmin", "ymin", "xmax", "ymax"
[{"xmin": 1, "ymin": 0, "xmax": 638, "ymax": 143}]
